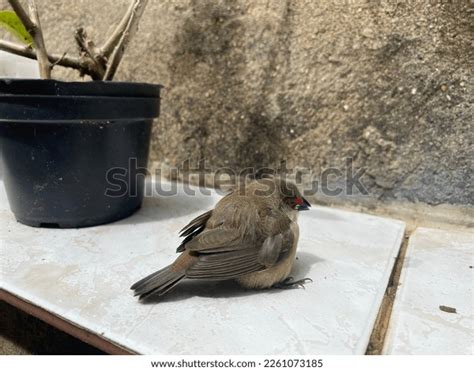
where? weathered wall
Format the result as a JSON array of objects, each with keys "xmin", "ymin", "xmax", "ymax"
[{"xmin": 1, "ymin": 0, "xmax": 472, "ymax": 205}]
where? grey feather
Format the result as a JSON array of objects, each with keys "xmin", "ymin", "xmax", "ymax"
[
  {"xmin": 186, "ymin": 249, "xmax": 264, "ymax": 279},
  {"xmin": 179, "ymin": 210, "xmax": 212, "ymax": 237},
  {"xmin": 184, "ymin": 228, "xmax": 243, "ymax": 252},
  {"xmin": 258, "ymin": 234, "xmax": 284, "ymax": 267},
  {"xmin": 131, "ymin": 266, "xmax": 185, "ymax": 299}
]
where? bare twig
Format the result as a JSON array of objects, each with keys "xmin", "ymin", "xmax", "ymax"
[
  {"xmin": 3, "ymin": 0, "xmax": 148, "ymax": 81},
  {"xmin": 27, "ymin": 0, "xmax": 51, "ymax": 78},
  {"xmin": 74, "ymin": 27, "xmax": 106, "ymax": 78},
  {"xmin": 7, "ymin": 0, "xmax": 51, "ymax": 78},
  {"xmin": 99, "ymin": 0, "xmax": 137, "ymax": 58},
  {"xmin": 0, "ymin": 39, "xmax": 95, "ymax": 76},
  {"xmin": 103, "ymin": 0, "xmax": 148, "ymax": 81},
  {"xmin": 7, "ymin": 0, "xmax": 35, "ymax": 33},
  {"xmin": 50, "ymin": 51, "xmax": 67, "ymax": 67}
]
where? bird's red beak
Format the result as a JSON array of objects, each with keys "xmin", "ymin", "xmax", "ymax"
[{"xmin": 295, "ymin": 197, "xmax": 311, "ymax": 211}]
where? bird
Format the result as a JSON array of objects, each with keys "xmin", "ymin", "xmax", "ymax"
[{"xmin": 131, "ymin": 176, "xmax": 312, "ymax": 300}]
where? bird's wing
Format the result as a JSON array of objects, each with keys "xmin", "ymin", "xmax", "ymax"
[
  {"xmin": 257, "ymin": 211, "xmax": 294, "ymax": 267},
  {"xmin": 186, "ymin": 249, "xmax": 264, "ymax": 279},
  {"xmin": 179, "ymin": 210, "xmax": 213, "ymax": 237},
  {"xmin": 176, "ymin": 195, "xmax": 252, "ymax": 253},
  {"xmin": 176, "ymin": 208, "xmax": 248, "ymax": 254},
  {"xmin": 176, "ymin": 210, "xmax": 213, "ymax": 253},
  {"xmin": 184, "ymin": 205, "xmax": 295, "ymax": 280}
]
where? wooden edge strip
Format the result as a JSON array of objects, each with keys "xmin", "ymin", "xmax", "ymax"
[
  {"xmin": 0, "ymin": 289, "xmax": 136, "ymax": 355},
  {"xmin": 365, "ymin": 231, "xmax": 411, "ymax": 354}
]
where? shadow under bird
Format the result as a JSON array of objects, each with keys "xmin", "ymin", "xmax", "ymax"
[{"xmin": 131, "ymin": 177, "xmax": 312, "ymax": 300}]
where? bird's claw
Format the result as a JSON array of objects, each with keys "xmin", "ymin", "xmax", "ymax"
[{"xmin": 273, "ymin": 277, "xmax": 313, "ymax": 290}]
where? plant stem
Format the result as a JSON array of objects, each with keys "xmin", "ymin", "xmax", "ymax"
[
  {"xmin": 26, "ymin": 0, "xmax": 51, "ymax": 78},
  {"xmin": 7, "ymin": 0, "xmax": 35, "ymax": 34},
  {"xmin": 0, "ymin": 39, "xmax": 95, "ymax": 75},
  {"xmin": 103, "ymin": 0, "xmax": 148, "ymax": 81},
  {"xmin": 2, "ymin": 0, "xmax": 149, "ymax": 81},
  {"xmin": 100, "ymin": 0, "xmax": 136, "ymax": 59},
  {"xmin": 7, "ymin": 0, "xmax": 51, "ymax": 78},
  {"xmin": 74, "ymin": 27, "xmax": 106, "ymax": 79}
]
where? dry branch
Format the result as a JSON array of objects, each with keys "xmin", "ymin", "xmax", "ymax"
[
  {"xmin": 7, "ymin": 0, "xmax": 51, "ymax": 78},
  {"xmin": 1, "ymin": 0, "xmax": 148, "ymax": 81},
  {"xmin": 100, "ymin": 0, "xmax": 136, "ymax": 59},
  {"xmin": 26, "ymin": 1, "xmax": 50, "ymax": 78},
  {"xmin": 0, "ymin": 39, "xmax": 95, "ymax": 75},
  {"xmin": 103, "ymin": 0, "xmax": 148, "ymax": 81},
  {"xmin": 74, "ymin": 27, "xmax": 106, "ymax": 79}
]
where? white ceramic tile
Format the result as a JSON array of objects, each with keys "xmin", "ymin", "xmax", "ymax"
[
  {"xmin": 383, "ymin": 227, "xmax": 473, "ymax": 355},
  {"xmin": 0, "ymin": 180, "xmax": 405, "ymax": 354},
  {"xmin": 0, "ymin": 51, "xmax": 40, "ymax": 78}
]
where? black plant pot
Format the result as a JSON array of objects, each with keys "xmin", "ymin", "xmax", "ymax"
[{"xmin": 0, "ymin": 79, "xmax": 161, "ymax": 228}]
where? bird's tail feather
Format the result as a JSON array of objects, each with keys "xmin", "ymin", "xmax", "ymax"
[{"xmin": 131, "ymin": 265, "xmax": 185, "ymax": 299}]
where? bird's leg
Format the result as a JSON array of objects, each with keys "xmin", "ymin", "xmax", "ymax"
[{"xmin": 273, "ymin": 276, "xmax": 313, "ymax": 290}]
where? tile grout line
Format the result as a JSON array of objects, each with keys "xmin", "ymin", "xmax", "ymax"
[{"xmin": 365, "ymin": 229, "xmax": 411, "ymax": 355}]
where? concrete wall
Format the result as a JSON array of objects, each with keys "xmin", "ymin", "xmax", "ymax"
[{"xmin": 1, "ymin": 0, "xmax": 472, "ymax": 206}]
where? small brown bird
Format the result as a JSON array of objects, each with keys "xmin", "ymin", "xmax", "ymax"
[{"xmin": 131, "ymin": 177, "xmax": 312, "ymax": 300}]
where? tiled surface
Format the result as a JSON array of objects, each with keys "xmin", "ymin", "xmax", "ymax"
[
  {"xmin": 0, "ymin": 51, "xmax": 40, "ymax": 78},
  {"xmin": 0, "ymin": 180, "xmax": 405, "ymax": 354},
  {"xmin": 383, "ymin": 227, "xmax": 473, "ymax": 355}
]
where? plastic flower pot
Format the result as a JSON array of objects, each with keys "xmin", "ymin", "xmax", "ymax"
[{"xmin": 0, "ymin": 78, "xmax": 161, "ymax": 228}]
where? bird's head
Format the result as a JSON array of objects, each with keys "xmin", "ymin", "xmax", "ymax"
[
  {"xmin": 276, "ymin": 177, "xmax": 311, "ymax": 212},
  {"xmin": 247, "ymin": 176, "xmax": 311, "ymax": 212}
]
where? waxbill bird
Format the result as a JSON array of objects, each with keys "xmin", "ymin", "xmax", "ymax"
[{"xmin": 131, "ymin": 177, "xmax": 312, "ymax": 300}]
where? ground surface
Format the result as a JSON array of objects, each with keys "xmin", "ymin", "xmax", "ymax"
[
  {"xmin": 1, "ymin": 180, "xmax": 405, "ymax": 355},
  {"xmin": 383, "ymin": 228, "xmax": 473, "ymax": 355},
  {"xmin": 1, "ymin": 183, "xmax": 471, "ymax": 355}
]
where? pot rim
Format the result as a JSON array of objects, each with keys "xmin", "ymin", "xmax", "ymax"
[{"xmin": 0, "ymin": 78, "xmax": 163, "ymax": 98}]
